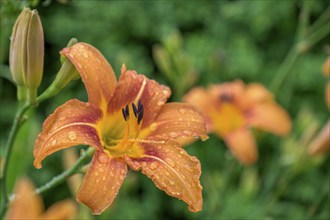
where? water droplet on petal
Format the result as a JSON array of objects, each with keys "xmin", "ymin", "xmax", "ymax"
[
  {"xmin": 149, "ymin": 123, "xmax": 158, "ymax": 131},
  {"xmin": 149, "ymin": 161, "xmax": 158, "ymax": 170},
  {"xmin": 120, "ymin": 169, "xmax": 126, "ymax": 175},
  {"xmin": 142, "ymin": 161, "xmax": 147, "ymax": 167},
  {"xmin": 68, "ymin": 131, "xmax": 77, "ymax": 140},
  {"xmin": 51, "ymin": 139, "xmax": 57, "ymax": 145},
  {"xmin": 119, "ymin": 175, "xmax": 125, "ymax": 181},
  {"xmin": 183, "ymin": 130, "xmax": 192, "ymax": 136},
  {"xmin": 162, "ymin": 90, "xmax": 169, "ymax": 95},
  {"xmin": 179, "ymin": 108, "xmax": 186, "ymax": 114},
  {"xmin": 99, "ymin": 168, "xmax": 104, "ymax": 173},
  {"xmin": 169, "ymin": 132, "xmax": 178, "ymax": 138},
  {"xmin": 83, "ymin": 52, "xmax": 89, "ymax": 58},
  {"xmin": 96, "ymin": 179, "xmax": 100, "ymax": 183},
  {"xmin": 98, "ymin": 154, "xmax": 110, "ymax": 164},
  {"xmin": 95, "ymin": 172, "xmax": 99, "ymax": 176},
  {"xmin": 169, "ymin": 180, "xmax": 175, "ymax": 185}
]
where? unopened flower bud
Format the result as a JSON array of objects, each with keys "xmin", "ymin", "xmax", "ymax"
[{"xmin": 10, "ymin": 7, "xmax": 44, "ymax": 103}]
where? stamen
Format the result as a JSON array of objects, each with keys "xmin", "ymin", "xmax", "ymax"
[
  {"xmin": 134, "ymin": 77, "xmax": 147, "ymax": 104},
  {"xmin": 132, "ymin": 103, "xmax": 138, "ymax": 118},
  {"xmin": 122, "ymin": 105, "xmax": 130, "ymax": 121},
  {"xmin": 125, "ymin": 105, "xmax": 129, "ymax": 119},
  {"xmin": 137, "ymin": 108, "xmax": 144, "ymax": 124},
  {"xmin": 138, "ymin": 99, "xmax": 143, "ymax": 112},
  {"xmin": 220, "ymin": 93, "xmax": 232, "ymax": 102}
]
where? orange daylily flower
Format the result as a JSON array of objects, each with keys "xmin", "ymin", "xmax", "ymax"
[
  {"xmin": 34, "ymin": 43, "xmax": 207, "ymax": 214},
  {"xmin": 308, "ymin": 56, "xmax": 330, "ymax": 155},
  {"xmin": 184, "ymin": 80, "xmax": 292, "ymax": 165},
  {"xmin": 6, "ymin": 178, "xmax": 76, "ymax": 220}
]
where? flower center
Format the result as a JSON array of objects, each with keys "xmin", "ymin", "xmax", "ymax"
[
  {"xmin": 211, "ymin": 102, "xmax": 245, "ymax": 137},
  {"xmin": 100, "ymin": 99, "xmax": 145, "ymax": 158}
]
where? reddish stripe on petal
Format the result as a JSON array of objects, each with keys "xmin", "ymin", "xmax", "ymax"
[
  {"xmin": 34, "ymin": 99, "xmax": 103, "ymax": 169},
  {"xmin": 124, "ymin": 138, "xmax": 203, "ymax": 212},
  {"xmin": 77, "ymin": 151, "xmax": 127, "ymax": 215},
  {"xmin": 61, "ymin": 43, "xmax": 117, "ymax": 106},
  {"xmin": 108, "ymin": 65, "xmax": 144, "ymax": 113}
]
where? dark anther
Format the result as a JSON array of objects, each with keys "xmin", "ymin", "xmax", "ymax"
[
  {"xmin": 125, "ymin": 105, "xmax": 129, "ymax": 119},
  {"xmin": 220, "ymin": 93, "xmax": 232, "ymax": 102},
  {"xmin": 137, "ymin": 108, "xmax": 144, "ymax": 124},
  {"xmin": 138, "ymin": 99, "xmax": 143, "ymax": 112},
  {"xmin": 122, "ymin": 108, "xmax": 127, "ymax": 121},
  {"xmin": 122, "ymin": 105, "xmax": 130, "ymax": 121},
  {"xmin": 132, "ymin": 103, "xmax": 138, "ymax": 118}
]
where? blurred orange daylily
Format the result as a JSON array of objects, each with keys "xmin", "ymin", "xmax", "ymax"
[
  {"xmin": 309, "ymin": 56, "xmax": 330, "ymax": 155},
  {"xmin": 34, "ymin": 43, "xmax": 207, "ymax": 214},
  {"xmin": 6, "ymin": 178, "xmax": 76, "ymax": 220},
  {"xmin": 184, "ymin": 80, "xmax": 291, "ymax": 165}
]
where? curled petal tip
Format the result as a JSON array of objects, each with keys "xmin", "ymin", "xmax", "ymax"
[{"xmin": 33, "ymin": 160, "xmax": 42, "ymax": 169}]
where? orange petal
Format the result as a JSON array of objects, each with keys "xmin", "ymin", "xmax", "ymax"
[
  {"xmin": 6, "ymin": 178, "xmax": 43, "ymax": 219},
  {"xmin": 246, "ymin": 102, "xmax": 292, "ymax": 136},
  {"xmin": 144, "ymin": 103, "xmax": 208, "ymax": 142},
  {"xmin": 224, "ymin": 128, "xmax": 258, "ymax": 165},
  {"xmin": 41, "ymin": 199, "xmax": 77, "ymax": 220},
  {"xmin": 322, "ymin": 57, "xmax": 330, "ymax": 76},
  {"xmin": 61, "ymin": 43, "xmax": 117, "ymax": 106},
  {"xmin": 34, "ymin": 99, "xmax": 103, "ymax": 169},
  {"xmin": 241, "ymin": 83, "xmax": 273, "ymax": 108},
  {"xmin": 326, "ymin": 82, "xmax": 330, "ymax": 110},
  {"xmin": 77, "ymin": 151, "xmax": 127, "ymax": 215},
  {"xmin": 183, "ymin": 87, "xmax": 213, "ymax": 130},
  {"xmin": 108, "ymin": 65, "xmax": 171, "ymax": 128},
  {"xmin": 124, "ymin": 138, "xmax": 203, "ymax": 212},
  {"xmin": 309, "ymin": 120, "xmax": 330, "ymax": 155}
]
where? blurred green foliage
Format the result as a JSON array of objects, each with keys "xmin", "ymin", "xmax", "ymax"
[{"xmin": 0, "ymin": 0, "xmax": 329, "ymax": 219}]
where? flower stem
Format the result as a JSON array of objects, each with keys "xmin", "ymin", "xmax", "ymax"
[
  {"xmin": 0, "ymin": 103, "xmax": 31, "ymax": 203},
  {"xmin": 269, "ymin": 6, "xmax": 330, "ymax": 93},
  {"xmin": 35, "ymin": 147, "xmax": 94, "ymax": 195},
  {"xmin": 0, "ymin": 102, "xmax": 31, "ymax": 218}
]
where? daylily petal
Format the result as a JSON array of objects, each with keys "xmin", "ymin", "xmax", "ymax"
[
  {"xmin": 61, "ymin": 43, "xmax": 117, "ymax": 107},
  {"xmin": 209, "ymin": 80, "xmax": 245, "ymax": 105},
  {"xmin": 322, "ymin": 56, "xmax": 330, "ymax": 76},
  {"xmin": 241, "ymin": 83, "xmax": 273, "ymax": 108},
  {"xmin": 108, "ymin": 65, "xmax": 145, "ymax": 112},
  {"xmin": 144, "ymin": 103, "xmax": 208, "ymax": 141},
  {"xmin": 77, "ymin": 151, "xmax": 127, "ymax": 215},
  {"xmin": 183, "ymin": 87, "xmax": 213, "ymax": 130},
  {"xmin": 124, "ymin": 138, "xmax": 203, "ymax": 212},
  {"xmin": 34, "ymin": 99, "xmax": 103, "ymax": 169},
  {"xmin": 246, "ymin": 102, "xmax": 292, "ymax": 136},
  {"xmin": 309, "ymin": 120, "xmax": 330, "ymax": 155},
  {"xmin": 6, "ymin": 178, "xmax": 43, "ymax": 219},
  {"xmin": 40, "ymin": 199, "xmax": 77, "ymax": 220},
  {"xmin": 224, "ymin": 128, "xmax": 258, "ymax": 165},
  {"xmin": 108, "ymin": 65, "xmax": 171, "ymax": 128},
  {"xmin": 326, "ymin": 82, "xmax": 330, "ymax": 110}
]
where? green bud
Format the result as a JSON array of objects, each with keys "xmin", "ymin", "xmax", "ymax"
[
  {"xmin": 37, "ymin": 39, "xmax": 80, "ymax": 103},
  {"xmin": 10, "ymin": 7, "xmax": 44, "ymax": 103}
]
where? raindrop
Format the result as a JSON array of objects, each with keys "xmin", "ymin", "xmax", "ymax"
[
  {"xmin": 68, "ymin": 131, "xmax": 77, "ymax": 140},
  {"xmin": 162, "ymin": 90, "xmax": 169, "ymax": 95},
  {"xmin": 83, "ymin": 52, "xmax": 89, "ymax": 58},
  {"xmin": 169, "ymin": 132, "xmax": 178, "ymax": 138},
  {"xmin": 95, "ymin": 172, "xmax": 99, "ymax": 176},
  {"xmin": 99, "ymin": 168, "xmax": 105, "ymax": 173},
  {"xmin": 169, "ymin": 180, "xmax": 175, "ymax": 186},
  {"xmin": 179, "ymin": 108, "xmax": 186, "ymax": 114},
  {"xmin": 149, "ymin": 161, "xmax": 158, "ymax": 170},
  {"xmin": 51, "ymin": 139, "xmax": 57, "ymax": 145}
]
